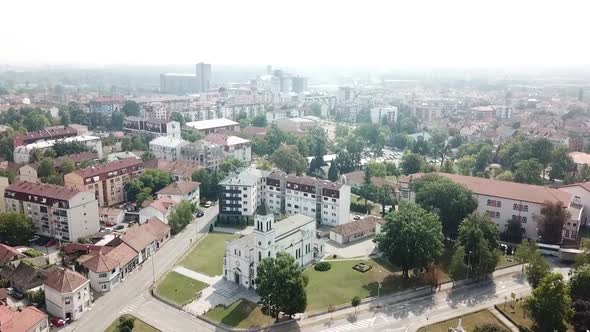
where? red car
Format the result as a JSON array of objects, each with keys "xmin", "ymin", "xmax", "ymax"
[
  {"xmin": 45, "ymin": 239, "xmax": 57, "ymax": 247},
  {"xmin": 50, "ymin": 317, "xmax": 66, "ymax": 327}
]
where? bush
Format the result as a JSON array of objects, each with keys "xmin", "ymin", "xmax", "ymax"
[
  {"xmin": 26, "ymin": 289, "xmax": 45, "ymax": 304},
  {"xmin": 314, "ymin": 261, "xmax": 331, "ymax": 272},
  {"xmin": 301, "ymin": 274, "xmax": 309, "ymax": 287},
  {"xmin": 350, "ymin": 202, "xmax": 369, "ymax": 214},
  {"xmin": 117, "ymin": 316, "xmax": 135, "ymax": 332},
  {"xmin": 23, "ymin": 249, "xmax": 44, "ymax": 257}
]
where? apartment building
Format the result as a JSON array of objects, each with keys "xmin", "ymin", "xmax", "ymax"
[
  {"xmin": 203, "ymin": 133, "xmax": 251, "ymax": 163},
  {"xmin": 13, "ymin": 125, "xmax": 78, "ymax": 147},
  {"xmin": 123, "ymin": 116, "xmax": 181, "ymax": 138},
  {"xmin": 218, "ymin": 167, "xmax": 271, "ymax": 222},
  {"xmin": 44, "ymin": 267, "xmax": 91, "ymax": 321},
  {"xmin": 399, "ymin": 173, "xmax": 582, "ymax": 242},
  {"xmin": 64, "ymin": 158, "xmax": 144, "ymax": 207},
  {"xmin": 149, "ymin": 136, "xmax": 189, "ymax": 161},
  {"xmin": 184, "ymin": 118, "xmax": 240, "ymax": 135},
  {"xmin": 265, "ymin": 171, "xmax": 351, "ymax": 226},
  {"xmin": 180, "ymin": 140, "xmax": 224, "ymax": 170},
  {"xmin": 4, "ymin": 181, "xmax": 100, "ymax": 242},
  {"xmin": 14, "ymin": 135, "xmax": 103, "ymax": 164}
]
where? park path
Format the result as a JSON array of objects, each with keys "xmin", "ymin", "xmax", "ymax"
[{"xmin": 173, "ymin": 266, "xmax": 220, "ymax": 285}]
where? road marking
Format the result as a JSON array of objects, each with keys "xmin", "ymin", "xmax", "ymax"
[
  {"xmin": 321, "ymin": 317, "xmax": 375, "ymax": 332},
  {"xmin": 119, "ymin": 294, "xmax": 146, "ymax": 314}
]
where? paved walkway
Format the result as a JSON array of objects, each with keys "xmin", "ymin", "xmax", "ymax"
[
  {"xmin": 213, "ymin": 226, "xmax": 253, "ymax": 235},
  {"xmin": 173, "ymin": 266, "xmax": 220, "ymax": 285}
]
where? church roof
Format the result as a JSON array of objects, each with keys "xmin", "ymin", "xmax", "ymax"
[{"xmin": 255, "ymin": 203, "xmax": 271, "ymax": 216}]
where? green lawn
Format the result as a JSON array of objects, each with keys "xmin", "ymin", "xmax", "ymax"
[
  {"xmin": 180, "ymin": 232, "xmax": 238, "ymax": 277},
  {"xmin": 154, "ymin": 271, "xmax": 208, "ymax": 306},
  {"xmin": 303, "ymin": 258, "xmax": 423, "ymax": 311},
  {"xmin": 105, "ymin": 314, "xmax": 160, "ymax": 332},
  {"xmin": 417, "ymin": 309, "xmax": 508, "ymax": 332},
  {"xmin": 205, "ymin": 299, "xmax": 271, "ymax": 328}
]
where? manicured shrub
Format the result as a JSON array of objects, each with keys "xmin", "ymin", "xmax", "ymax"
[{"xmin": 314, "ymin": 261, "xmax": 331, "ymax": 272}]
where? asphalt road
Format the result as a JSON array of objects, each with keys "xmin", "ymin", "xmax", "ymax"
[{"xmin": 65, "ymin": 205, "xmax": 223, "ymax": 332}]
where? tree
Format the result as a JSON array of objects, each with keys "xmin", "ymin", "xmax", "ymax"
[
  {"xmin": 168, "ymin": 201, "xmax": 194, "ymax": 234},
  {"xmin": 414, "ymin": 176, "xmax": 478, "ymax": 239},
  {"xmin": 0, "ymin": 212, "xmax": 36, "ymax": 245},
  {"xmin": 532, "ymin": 138, "xmax": 554, "ymax": 178},
  {"xmin": 110, "ymin": 111, "xmax": 125, "ymax": 130},
  {"xmin": 549, "ymin": 146, "xmax": 575, "ymax": 181},
  {"xmin": 494, "ymin": 170, "xmax": 513, "ymax": 182},
  {"xmin": 526, "ymin": 272, "xmax": 574, "ymax": 332},
  {"xmin": 327, "ymin": 162, "xmax": 338, "ymax": 181},
  {"xmin": 37, "ymin": 158, "xmax": 55, "ymax": 179},
  {"xmin": 440, "ymin": 159, "xmax": 454, "ymax": 173},
  {"xmin": 501, "ymin": 219, "xmax": 524, "ymax": 243},
  {"xmin": 374, "ymin": 203, "xmax": 443, "ymax": 278},
  {"xmin": 474, "ymin": 144, "xmax": 494, "ymax": 173},
  {"xmin": 141, "ymin": 151, "xmax": 155, "ymax": 162},
  {"xmin": 121, "ymin": 101, "xmax": 140, "ymax": 116},
  {"xmin": 252, "ymin": 114, "xmax": 267, "ymax": 127},
  {"xmin": 513, "ymin": 159, "xmax": 543, "ymax": 185},
  {"xmin": 572, "ymin": 300, "xmax": 590, "ymax": 332},
  {"xmin": 400, "ymin": 153, "xmax": 423, "ymax": 175},
  {"xmin": 351, "ymin": 296, "xmax": 361, "ymax": 314},
  {"xmin": 271, "ymin": 145, "xmax": 307, "ymax": 175},
  {"xmin": 170, "ymin": 112, "xmax": 187, "ymax": 127},
  {"xmin": 473, "ymin": 323, "xmax": 509, "ymax": 332},
  {"xmin": 220, "ymin": 158, "xmax": 242, "ymax": 174},
  {"xmin": 458, "ymin": 213, "xmax": 501, "ymax": 278},
  {"xmin": 117, "ymin": 316, "xmax": 135, "ymax": 332},
  {"xmin": 526, "ymin": 253, "xmax": 551, "ymax": 288},
  {"xmin": 513, "ymin": 241, "xmax": 537, "ymax": 274},
  {"xmin": 571, "ymin": 264, "xmax": 590, "ymax": 301},
  {"xmin": 449, "ymin": 246, "xmax": 467, "ymax": 282},
  {"xmin": 537, "ymin": 201, "xmax": 569, "ymax": 245},
  {"xmin": 375, "ymin": 186, "xmax": 395, "ymax": 217},
  {"xmin": 456, "ymin": 155, "xmax": 476, "ymax": 175},
  {"xmin": 61, "ymin": 160, "xmax": 75, "ymax": 175},
  {"xmin": 135, "ymin": 187, "xmax": 153, "ymax": 206},
  {"xmin": 256, "ymin": 252, "xmax": 307, "ymax": 321},
  {"xmin": 256, "ymin": 159, "xmax": 273, "ymax": 171}
]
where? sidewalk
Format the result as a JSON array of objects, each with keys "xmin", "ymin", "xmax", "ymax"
[
  {"xmin": 298, "ymin": 264, "xmax": 524, "ymax": 329},
  {"xmin": 173, "ymin": 266, "xmax": 220, "ymax": 285}
]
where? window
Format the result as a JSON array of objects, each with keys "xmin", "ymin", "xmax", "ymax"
[
  {"xmin": 513, "ymin": 203, "xmax": 518, "ymax": 210},
  {"xmin": 497, "ymin": 201, "xmax": 502, "ymax": 208},
  {"xmin": 101, "ymin": 284, "xmax": 107, "ymax": 290},
  {"xmin": 65, "ymin": 297, "xmax": 71, "ymax": 304},
  {"xmin": 287, "ymin": 204, "xmax": 292, "ymax": 207},
  {"xmin": 332, "ymin": 198, "xmax": 336, "ymax": 202},
  {"xmin": 324, "ymin": 197, "xmax": 328, "ymax": 201},
  {"xmin": 523, "ymin": 205, "xmax": 528, "ymax": 212},
  {"xmin": 99, "ymin": 273, "xmax": 107, "ymax": 278},
  {"xmin": 311, "ymin": 208, "xmax": 315, "ymax": 212},
  {"xmin": 496, "ymin": 212, "xmax": 500, "ymax": 219},
  {"xmin": 324, "ymin": 204, "xmax": 328, "ymax": 208}
]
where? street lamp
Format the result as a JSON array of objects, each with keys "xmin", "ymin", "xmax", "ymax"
[
  {"xmin": 466, "ymin": 250, "xmax": 472, "ymax": 280},
  {"xmin": 377, "ymin": 282, "xmax": 382, "ymax": 298}
]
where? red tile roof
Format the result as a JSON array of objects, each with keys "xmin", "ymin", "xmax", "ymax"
[
  {"xmin": 82, "ymin": 251, "xmax": 119, "ymax": 273},
  {"xmin": 400, "ymin": 173, "xmax": 572, "ymax": 205},
  {"xmin": 105, "ymin": 243, "xmax": 137, "ymax": 267},
  {"xmin": 73, "ymin": 158, "xmax": 142, "ymax": 179},
  {"xmin": 331, "ymin": 217, "xmax": 380, "ymax": 237},
  {"xmin": 0, "ymin": 244, "xmax": 25, "ymax": 265},
  {"xmin": 145, "ymin": 197, "xmax": 176, "ymax": 214},
  {"xmin": 120, "ymin": 223, "xmax": 156, "ymax": 253},
  {"xmin": 6, "ymin": 181, "xmax": 82, "ymax": 200},
  {"xmin": 142, "ymin": 217, "xmax": 171, "ymax": 240},
  {"xmin": 157, "ymin": 180, "xmax": 200, "ymax": 196},
  {"xmin": 0, "ymin": 305, "xmax": 47, "ymax": 332},
  {"xmin": 45, "ymin": 267, "xmax": 88, "ymax": 293}
]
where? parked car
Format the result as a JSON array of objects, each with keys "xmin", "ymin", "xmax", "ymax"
[
  {"xmin": 196, "ymin": 211, "xmax": 204, "ymax": 218},
  {"xmin": 104, "ymin": 222, "xmax": 115, "ymax": 227},
  {"xmin": 50, "ymin": 317, "xmax": 66, "ymax": 327},
  {"xmin": 8, "ymin": 287, "xmax": 24, "ymax": 300},
  {"xmin": 114, "ymin": 225, "xmax": 125, "ymax": 231},
  {"xmin": 44, "ymin": 239, "xmax": 57, "ymax": 247},
  {"xmin": 203, "ymin": 201, "xmax": 212, "ymax": 208},
  {"xmin": 28, "ymin": 235, "xmax": 40, "ymax": 243},
  {"xmin": 353, "ymin": 215, "xmax": 361, "ymax": 220}
]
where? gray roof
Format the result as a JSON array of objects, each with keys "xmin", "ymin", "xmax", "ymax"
[
  {"xmin": 219, "ymin": 167, "xmax": 271, "ymax": 187},
  {"xmin": 275, "ymin": 214, "xmax": 315, "ymax": 239}
]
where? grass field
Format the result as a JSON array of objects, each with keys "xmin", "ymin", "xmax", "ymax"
[
  {"xmin": 303, "ymin": 258, "xmax": 422, "ymax": 311},
  {"xmin": 154, "ymin": 271, "xmax": 208, "ymax": 306},
  {"xmin": 205, "ymin": 299, "xmax": 271, "ymax": 328},
  {"xmin": 105, "ymin": 314, "xmax": 160, "ymax": 332},
  {"xmin": 417, "ymin": 309, "xmax": 508, "ymax": 332},
  {"xmin": 179, "ymin": 232, "xmax": 238, "ymax": 277}
]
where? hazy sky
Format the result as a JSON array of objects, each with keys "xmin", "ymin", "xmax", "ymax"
[{"xmin": 1, "ymin": 0, "xmax": 589, "ymax": 67}]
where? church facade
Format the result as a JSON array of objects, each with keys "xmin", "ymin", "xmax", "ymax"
[{"xmin": 222, "ymin": 205, "xmax": 323, "ymax": 289}]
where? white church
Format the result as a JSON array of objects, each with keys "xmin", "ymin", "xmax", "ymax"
[{"xmin": 222, "ymin": 204, "xmax": 323, "ymax": 289}]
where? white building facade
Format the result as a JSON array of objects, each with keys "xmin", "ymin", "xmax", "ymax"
[{"xmin": 149, "ymin": 136, "xmax": 189, "ymax": 161}]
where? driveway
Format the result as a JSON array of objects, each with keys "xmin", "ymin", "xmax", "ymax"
[{"xmin": 324, "ymin": 237, "xmax": 376, "ymax": 259}]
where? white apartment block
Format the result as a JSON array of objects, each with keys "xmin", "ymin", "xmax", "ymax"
[
  {"xmin": 370, "ymin": 106, "xmax": 398, "ymax": 125},
  {"xmin": 149, "ymin": 136, "xmax": 189, "ymax": 161},
  {"xmin": 203, "ymin": 133, "xmax": 251, "ymax": 164},
  {"xmin": 5, "ymin": 181, "xmax": 100, "ymax": 242},
  {"xmin": 13, "ymin": 135, "xmax": 103, "ymax": 164},
  {"xmin": 218, "ymin": 167, "xmax": 271, "ymax": 222},
  {"xmin": 399, "ymin": 173, "xmax": 583, "ymax": 242},
  {"xmin": 265, "ymin": 171, "xmax": 351, "ymax": 226}
]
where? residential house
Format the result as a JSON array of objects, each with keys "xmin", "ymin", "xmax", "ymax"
[
  {"xmin": 6, "ymin": 262, "xmax": 52, "ymax": 293},
  {"xmin": 44, "ymin": 267, "xmax": 91, "ymax": 321},
  {"xmin": 203, "ymin": 133, "xmax": 251, "ymax": 163},
  {"xmin": 13, "ymin": 125, "xmax": 78, "ymax": 147},
  {"xmin": 104, "ymin": 242, "xmax": 138, "ymax": 280},
  {"xmin": 81, "ymin": 252, "xmax": 120, "ymax": 293},
  {"xmin": 18, "ymin": 164, "xmax": 39, "ymax": 183},
  {"xmin": 156, "ymin": 180, "xmax": 200, "ymax": 205},
  {"xmin": 0, "ymin": 305, "xmax": 49, "ymax": 332},
  {"xmin": 0, "ymin": 244, "xmax": 25, "ymax": 266},
  {"xmin": 143, "ymin": 159, "xmax": 203, "ymax": 181},
  {"xmin": 99, "ymin": 208, "xmax": 125, "ymax": 226},
  {"xmin": 139, "ymin": 197, "xmax": 176, "ymax": 224},
  {"xmin": 329, "ymin": 216, "xmax": 385, "ymax": 245}
]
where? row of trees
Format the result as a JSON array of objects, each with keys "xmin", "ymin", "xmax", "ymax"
[{"xmin": 124, "ymin": 169, "xmax": 173, "ymax": 205}]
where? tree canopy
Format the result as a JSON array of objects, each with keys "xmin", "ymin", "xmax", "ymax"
[
  {"xmin": 271, "ymin": 145, "xmax": 307, "ymax": 175},
  {"xmin": 374, "ymin": 202, "xmax": 443, "ymax": 278},
  {"xmin": 0, "ymin": 212, "xmax": 36, "ymax": 245},
  {"xmin": 457, "ymin": 212, "xmax": 501, "ymax": 278},
  {"xmin": 168, "ymin": 201, "xmax": 195, "ymax": 234},
  {"xmin": 526, "ymin": 272, "xmax": 574, "ymax": 332}
]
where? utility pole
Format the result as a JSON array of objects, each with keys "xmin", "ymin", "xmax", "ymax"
[
  {"xmin": 151, "ymin": 249, "xmax": 156, "ymax": 285},
  {"xmin": 466, "ymin": 250, "xmax": 472, "ymax": 280}
]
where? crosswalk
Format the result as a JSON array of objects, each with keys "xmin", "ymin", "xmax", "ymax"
[
  {"xmin": 321, "ymin": 317, "xmax": 376, "ymax": 332},
  {"xmin": 119, "ymin": 294, "xmax": 147, "ymax": 314}
]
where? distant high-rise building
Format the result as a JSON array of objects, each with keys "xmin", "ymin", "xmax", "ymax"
[
  {"xmin": 160, "ymin": 73, "xmax": 198, "ymax": 94},
  {"xmin": 292, "ymin": 76, "xmax": 308, "ymax": 93},
  {"xmin": 266, "ymin": 65, "xmax": 272, "ymax": 75},
  {"xmin": 196, "ymin": 63, "xmax": 212, "ymax": 92}
]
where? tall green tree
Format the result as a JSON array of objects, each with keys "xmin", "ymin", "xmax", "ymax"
[
  {"xmin": 526, "ymin": 273, "xmax": 574, "ymax": 332},
  {"xmin": 170, "ymin": 112, "xmax": 187, "ymax": 127},
  {"xmin": 0, "ymin": 213, "xmax": 36, "ymax": 245},
  {"xmin": 121, "ymin": 100, "xmax": 141, "ymax": 116},
  {"xmin": 168, "ymin": 201, "xmax": 195, "ymax": 234},
  {"xmin": 537, "ymin": 201, "xmax": 569, "ymax": 245},
  {"xmin": 458, "ymin": 213, "xmax": 501, "ymax": 278},
  {"xmin": 570, "ymin": 264, "xmax": 590, "ymax": 301},
  {"xmin": 256, "ymin": 252, "xmax": 307, "ymax": 321},
  {"xmin": 37, "ymin": 158, "xmax": 56, "ymax": 179},
  {"xmin": 549, "ymin": 146, "xmax": 575, "ymax": 181},
  {"xmin": 531, "ymin": 138, "xmax": 554, "ymax": 178},
  {"xmin": 271, "ymin": 145, "xmax": 307, "ymax": 175},
  {"xmin": 327, "ymin": 162, "xmax": 338, "ymax": 181},
  {"xmin": 110, "ymin": 111, "xmax": 125, "ymax": 130},
  {"xmin": 449, "ymin": 245, "xmax": 467, "ymax": 282},
  {"xmin": 400, "ymin": 153, "xmax": 423, "ymax": 175},
  {"xmin": 251, "ymin": 114, "xmax": 267, "ymax": 127},
  {"xmin": 455, "ymin": 155, "xmax": 476, "ymax": 175},
  {"xmin": 414, "ymin": 176, "xmax": 477, "ymax": 239},
  {"xmin": 526, "ymin": 252, "xmax": 551, "ymax": 288},
  {"xmin": 513, "ymin": 159, "xmax": 543, "ymax": 185},
  {"xmin": 374, "ymin": 203, "xmax": 444, "ymax": 278}
]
